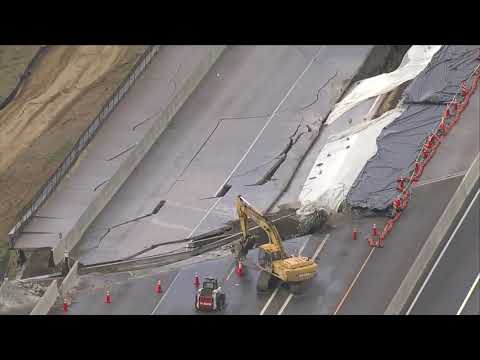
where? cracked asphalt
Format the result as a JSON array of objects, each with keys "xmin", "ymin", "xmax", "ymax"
[{"xmin": 71, "ymin": 45, "xmax": 375, "ymax": 265}]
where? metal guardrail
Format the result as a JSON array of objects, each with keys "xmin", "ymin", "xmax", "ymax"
[
  {"xmin": 78, "ymin": 213, "xmax": 300, "ymax": 275},
  {"xmin": 8, "ymin": 45, "xmax": 161, "ymax": 248},
  {"xmin": 79, "ymin": 233, "xmax": 238, "ymax": 275}
]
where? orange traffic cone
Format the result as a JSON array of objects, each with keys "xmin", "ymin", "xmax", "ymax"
[
  {"xmin": 461, "ymin": 81, "xmax": 469, "ymax": 96},
  {"xmin": 439, "ymin": 119, "xmax": 447, "ymax": 134},
  {"xmin": 378, "ymin": 237, "xmax": 385, "ymax": 248},
  {"xmin": 104, "ymin": 290, "xmax": 112, "ymax": 304},
  {"xmin": 194, "ymin": 273, "xmax": 200, "ymax": 287},
  {"xmin": 397, "ymin": 177, "xmax": 405, "ymax": 192},
  {"xmin": 236, "ymin": 261, "xmax": 244, "ymax": 277},
  {"xmin": 63, "ymin": 298, "xmax": 69, "ymax": 313},
  {"xmin": 155, "ymin": 280, "xmax": 162, "ymax": 294},
  {"xmin": 372, "ymin": 223, "xmax": 377, "ymax": 236}
]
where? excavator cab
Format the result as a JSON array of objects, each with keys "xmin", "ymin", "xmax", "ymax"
[{"xmin": 258, "ymin": 243, "xmax": 283, "ymax": 271}]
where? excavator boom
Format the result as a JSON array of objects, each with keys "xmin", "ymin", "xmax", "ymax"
[{"xmin": 234, "ymin": 195, "xmax": 286, "ymax": 260}]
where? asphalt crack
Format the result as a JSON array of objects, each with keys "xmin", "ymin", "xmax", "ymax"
[
  {"xmin": 236, "ymin": 72, "xmax": 338, "ymax": 188},
  {"xmin": 105, "ymin": 144, "xmax": 136, "ymax": 161},
  {"xmin": 131, "ymin": 64, "xmax": 182, "ymax": 132},
  {"xmin": 93, "ymin": 178, "xmax": 110, "ymax": 192},
  {"xmin": 245, "ymin": 114, "xmax": 316, "ymax": 186},
  {"xmin": 298, "ymin": 71, "xmax": 338, "ymax": 112},
  {"xmin": 177, "ymin": 114, "xmax": 272, "ymax": 180},
  {"xmin": 93, "ymin": 200, "xmax": 167, "ymax": 249}
]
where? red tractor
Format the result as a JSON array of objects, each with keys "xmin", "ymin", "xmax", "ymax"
[{"xmin": 194, "ymin": 277, "xmax": 226, "ymax": 312}]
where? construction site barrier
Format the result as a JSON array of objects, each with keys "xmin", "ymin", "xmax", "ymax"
[
  {"xmin": 59, "ymin": 261, "xmax": 79, "ymax": 296},
  {"xmin": 29, "ymin": 279, "xmax": 59, "ymax": 315},
  {"xmin": 367, "ymin": 64, "xmax": 480, "ymax": 248}
]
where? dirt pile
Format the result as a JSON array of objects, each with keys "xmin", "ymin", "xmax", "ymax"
[{"xmin": 0, "ymin": 46, "xmax": 42, "ymax": 106}]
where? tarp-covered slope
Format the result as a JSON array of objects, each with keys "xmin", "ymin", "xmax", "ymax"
[
  {"xmin": 297, "ymin": 45, "xmax": 441, "ymax": 215},
  {"xmin": 326, "ymin": 45, "xmax": 442, "ymax": 125},
  {"xmin": 298, "ymin": 107, "xmax": 405, "ymax": 214},
  {"xmin": 347, "ymin": 45, "xmax": 480, "ymax": 212}
]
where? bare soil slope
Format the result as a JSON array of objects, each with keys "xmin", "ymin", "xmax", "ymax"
[{"xmin": 0, "ymin": 46, "xmax": 43, "ymax": 106}]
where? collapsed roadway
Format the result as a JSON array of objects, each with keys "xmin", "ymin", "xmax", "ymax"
[{"xmin": 2, "ymin": 45, "xmax": 478, "ymax": 316}]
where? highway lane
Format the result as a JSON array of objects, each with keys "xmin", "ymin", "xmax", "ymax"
[
  {"xmin": 50, "ymin": 270, "xmax": 179, "ymax": 315},
  {"xmin": 268, "ymin": 215, "xmax": 388, "ymax": 315},
  {"xmin": 52, "ymin": 237, "xmax": 307, "ymax": 314},
  {"xmin": 333, "ymin": 176, "xmax": 464, "ymax": 314},
  {"xmin": 407, "ymin": 189, "xmax": 479, "ymax": 315},
  {"xmin": 72, "ymin": 45, "xmax": 375, "ymax": 265},
  {"xmin": 152, "ymin": 237, "xmax": 308, "ymax": 315},
  {"xmin": 56, "ymin": 176, "xmax": 471, "ymax": 316},
  {"xmin": 260, "ymin": 232, "xmax": 329, "ymax": 315}
]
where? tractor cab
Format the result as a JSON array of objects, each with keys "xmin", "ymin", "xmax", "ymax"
[{"xmin": 201, "ymin": 277, "xmax": 219, "ymax": 292}]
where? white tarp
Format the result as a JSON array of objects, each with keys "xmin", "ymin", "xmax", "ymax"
[
  {"xmin": 297, "ymin": 106, "xmax": 405, "ymax": 215},
  {"xmin": 325, "ymin": 45, "xmax": 442, "ymax": 125}
]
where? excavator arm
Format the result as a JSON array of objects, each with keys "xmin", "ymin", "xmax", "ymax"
[{"xmin": 233, "ymin": 195, "xmax": 287, "ymax": 260}]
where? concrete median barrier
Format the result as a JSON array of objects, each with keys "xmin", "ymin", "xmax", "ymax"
[
  {"xmin": 52, "ymin": 46, "xmax": 226, "ymax": 265},
  {"xmin": 59, "ymin": 260, "xmax": 79, "ymax": 296},
  {"xmin": 30, "ymin": 279, "xmax": 59, "ymax": 315},
  {"xmin": 0, "ymin": 278, "xmax": 7, "ymax": 296},
  {"xmin": 385, "ymin": 153, "xmax": 479, "ymax": 315}
]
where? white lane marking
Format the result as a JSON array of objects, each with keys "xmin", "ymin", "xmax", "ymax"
[
  {"xmin": 297, "ymin": 237, "xmax": 309, "ymax": 256},
  {"xmin": 151, "ymin": 272, "xmax": 180, "ymax": 315},
  {"xmin": 312, "ymin": 233, "xmax": 330, "ymax": 261},
  {"xmin": 413, "ymin": 171, "xmax": 466, "ymax": 188},
  {"xmin": 457, "ymin": 273, "xmax": 479, "ymax": 315},
  {"xmin": 187, "ymin": 48, "xmax": 324, "ymax": 238},
  {"xmin": 277, "ymin": 233, "xmax": 330, "ymax": 315},
  {"xmin": 334, "ymin": 248, "xmax": 376, "ymax": 315},
  {"xmin": 406, "ymin": 189, "xmax": 480, "ymax": 315},
  {"xmin": 277, "ymin": 234, "xmax": 330, "ymax": 315},
  {"xmin": 278, "ymin": 293, "xmax": 293, "ymax": 315},
  {"xmin": 260, "ymin": 287, "xmax": 280, "ymax": 315},
  {"xmin": 225, "ymin": 266, "xmax": 236, "ymax": 282}
]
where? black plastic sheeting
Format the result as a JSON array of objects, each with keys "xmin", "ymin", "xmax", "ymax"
[{"xmin": 347, "ymin": 45, "xmax": 480, "ymax": 213}]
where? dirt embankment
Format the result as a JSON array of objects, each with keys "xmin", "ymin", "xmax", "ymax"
[
  {"xmin": 0, "ymin": 46, "xmax": 43, "ymax": 107},
  {"xmin": 0, "ymin": 45, "xmax": 147, "ymax": 263}
]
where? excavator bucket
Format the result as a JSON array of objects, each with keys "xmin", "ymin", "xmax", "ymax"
[{"xmin": 231, "ymin": 236, "xmax": 255, "ymax": 261}]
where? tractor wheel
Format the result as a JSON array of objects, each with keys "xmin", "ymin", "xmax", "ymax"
[
  {"xmin": 217, "ymin": 294, "xmax": 225, "ymax": 311},
  {"xmin": 257, "ymin": 271, "xmax": 273, "ymax": 293}
]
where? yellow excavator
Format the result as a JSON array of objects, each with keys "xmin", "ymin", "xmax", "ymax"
[{"xmin": 232, "ymin": 195, "xmax": 317, "ymax": 293}]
